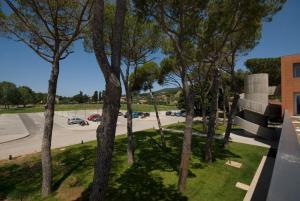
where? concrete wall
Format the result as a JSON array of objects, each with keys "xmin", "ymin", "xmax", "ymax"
[
  {"xmin": 281, "ymin": 54, "xmax": 300, "ymax": 115},
  {"xmin": 234, "ymin": 116, "xmax": 275, "ymax": 140},
  {"xmin": 236, "ymin": 73, "xmax": 277, "ymax": 140},
  {"xmin": 267, "ymin": 111, "xmax": 300, "ymax": 201},
  {"xmin": 244, "ymin": 73, "xmax": 269, "ymax": 105}
]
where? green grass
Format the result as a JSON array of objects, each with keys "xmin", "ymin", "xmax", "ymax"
[
  {"xmin": 0, "ymin": 129, "xmax": 268, "ymax": 201},
  {"xmin": 165, "ymin": 120, "xmax": 240, "ymax": 135},
  {"xmin": 0, "ymin": 103, "xmax": 177, "ymax": 114}
]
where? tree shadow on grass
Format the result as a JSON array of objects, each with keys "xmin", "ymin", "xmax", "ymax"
[
  {"xmin": 52, "ymin": 144, "xmax": 96, "ymax": 191},
  {"xmin": 105, "ymin": 165, "xmax": 187, "ymax": 201},
  {"xmin": 0, "ymin": 160, "xmax": 42, "ymax": 200},
  {"xmin": 191, "ymin": 137, "xmax": 242, "ymax": 163},
  {"xmin": 0, "ymin": 144, "xmax": 97, "ymax": 200}
]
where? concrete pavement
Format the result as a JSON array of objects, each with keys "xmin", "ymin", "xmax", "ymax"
[
  {"xmin": 0, "ymin": 110, "xmax": 185, "ymax": 160},
  {"xmin": 0, "ymin": 114, "xmax": 29, "ymax": 143},
  {"xmin": 0, "ymin": 110, "xmax": 273, "ymax": 161}
]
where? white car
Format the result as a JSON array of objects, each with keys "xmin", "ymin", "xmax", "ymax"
[{"xmin": 67, "ymin": 117, "xmax": 84, "ymax": 125}]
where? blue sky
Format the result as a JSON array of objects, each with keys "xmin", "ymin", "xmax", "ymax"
[{"xmin": 0, "ymin": 0, "xmax": 299, "ymax": 97}]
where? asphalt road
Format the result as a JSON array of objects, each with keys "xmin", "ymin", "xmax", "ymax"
[{"xmin": 0, "ymin": 110, "xmax": 185, "ymax": 160}]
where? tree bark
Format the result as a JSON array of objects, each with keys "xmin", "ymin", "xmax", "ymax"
[
  {"xmin": 223, "ymin": 93, "xmax": 239, "ymax": 146},
  {"xmin": 41, "ymin": 59, "xmax": 59, "ymax": 196},
  {"xmin": 89, "ymin": 0, "xmax": 126, "ymax": 200},
  {"xmin": 205, "ymin": 68, "xmax": 220, "ymax": 162},
  {"xmin": 126, "ymin": 89, "xmax": 134, "ymax": 164},
  {"xmin": 149, "ymin": 87, "xmax": 165, "ymax": 148},
  {"xmin": 202, "ymin": 105, "xmax": 207, "ymax": 133},
  {"xmin": 89, "ymin": 76, "xmax": 121, "ymax": 201},
  {"xmin": 177, "ymin": 80, "xmax": 194, "ymax": 192},
  {"xmin": 223, "ymin": 89, "xmax": 227, "ymax": 125}
]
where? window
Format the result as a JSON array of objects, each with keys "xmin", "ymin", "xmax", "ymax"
[
  {"xmin": 294, "ymin": 63, "xmax": 300, "ymax": 77},
  {"xmin": 296, "ymin": 94, "xmax": 300, "ymax": 115}
]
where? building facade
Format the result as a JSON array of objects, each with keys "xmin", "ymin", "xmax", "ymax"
[{"xmin": 281, "ymin": 54, "xmax": 300, "ymax": 116}]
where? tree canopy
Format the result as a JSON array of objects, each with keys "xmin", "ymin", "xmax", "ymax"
[
  {"xmin": 18, "ymin": 86, "xmax": 34, "ymax": 106},
  {"xmin": 130, "ymin": 61, "xmax": 160, "ymax": 92},
  {"xmin": 245, "ymin": 57, "xmax": 281, "ymax": 86}
]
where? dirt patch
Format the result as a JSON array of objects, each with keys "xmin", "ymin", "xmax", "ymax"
[{"xmin": 56, "ymin": 186, "xmax": 85, "ymax": 201}]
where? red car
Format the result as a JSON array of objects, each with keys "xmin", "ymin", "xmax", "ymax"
[{"xmin": 87, "ymin": 114, "xmax": 101, "ymax": 121}]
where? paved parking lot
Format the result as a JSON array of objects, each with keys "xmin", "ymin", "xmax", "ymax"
[
  {"xmin": 0, "ymin": 110, "xmax": 185, "ymax": 160},
  {"xmin": 0, "ymin": 114, "xmax": 29, "ymax": 143}
]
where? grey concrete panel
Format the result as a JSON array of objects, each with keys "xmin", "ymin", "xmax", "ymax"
[
  {"xmin": 234, "ymin": 116, "xmax": 275, "ymax": 140},
  {"xmin": 266, "ymin": 112, "xmax": 300, "ymax": 201},
  {"xmin": 244, "ymin": 74, "xmax": 269, "ymax": 104}
]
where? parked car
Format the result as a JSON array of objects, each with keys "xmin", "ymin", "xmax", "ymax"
[
  {"xmin": 175, "ymin": 111, "xmax": 182, "ymax": 117},
  {"xmin": 87, "ymin": 114, "xmax": 101, "ymax": 121},
  {"xmin": 68, "ymin": 117, "xmax": 84, "ymax": 125},
  {"xmin": 141, "ymin": 112, "xmax": 150, "ymax": 118},
  {"xmin": 92, "ymin": 115, "xmax": 102, "ymax": 122},
  {"xmin": 175, "ymin": 110, "xmax": 186, "ymax": 117},
  {"xmin": 166, "ymin": 111, "xmax": 172, "ymax": 116},
  {"xmin": 132, "ymin": 112, "xmax": 140, "ymax": 118},
  {"xmin": 118, "ymin": 112, "xmax": 123, "ymax": 116},
  {"xmin": 124, "ymin": 112, "xmax": 140, "ymax": 118},
  {"xmin": 80, "ymin": 120, "xmax": 89, "ymax": 126}
]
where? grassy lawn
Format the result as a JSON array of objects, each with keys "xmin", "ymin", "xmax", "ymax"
[
  {"xmin": 0, "ymin": 129, "xmax": 267, "ymax": 201},
  {"xmin": 0, "ymin": 104, "xmax": 177, "ymax": 114},
  {"xmin": 165, "ymin": 120, "xmax": 240, "ymax": 135}
]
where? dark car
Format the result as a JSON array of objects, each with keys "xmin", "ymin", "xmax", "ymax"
[
  {"xmin": 166, "ymin": 111, "xmax": 172, "ymax": 116},
  {"xmin": 132, "ymin": 112, "xmax": 140, "ymax": 118},
  {"xmin": 118, "ymin": 112, "xmax": 123, "ymax": 116},
  {"xmin": 92, "ymin": 115, "xmax": 102, "ymax": 122},
  {"xmin": 141, "ymin": 112, "xmax": 150, "ymax": 118}
]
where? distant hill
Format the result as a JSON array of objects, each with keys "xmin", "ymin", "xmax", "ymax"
[
  {"xmin": 153, "ymin": 88, "xmax": 179, "ymax": 95},
  {"xmin": 137, "ymin": 88, "xmax": 179, "ymax": 97},
  {"xmin": 130, "ymin": 87, "xmax": 180, "ymax": 105}
]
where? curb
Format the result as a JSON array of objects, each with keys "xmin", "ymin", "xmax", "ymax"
[{"xmin": 0, "ymin": 133, "xmax": 30, "ymax": 144}]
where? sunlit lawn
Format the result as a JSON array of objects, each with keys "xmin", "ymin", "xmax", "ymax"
[
  {"xmin": 0, "ymin": 128, "xmax": 267, "ymax": 201},
  {"xmin": 0, "ymin": 103, "xmax": 177, "ymax": 114},
  {"xmin": 165, "ymin": 120, "xmax": 240, "ymax": 135}
]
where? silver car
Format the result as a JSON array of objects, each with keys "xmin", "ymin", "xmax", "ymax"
[{"xmin": 68, "ymin": 117, "xmax": 84, "ymax": 125}]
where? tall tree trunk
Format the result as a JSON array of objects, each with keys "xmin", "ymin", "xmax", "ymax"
[
  {"xmin": 223, "ymin": 89, "xmax": 227, "ymax": 125},
  {"xmin": 126, "ymin": 89, "xmax": 134, "ymax": 164},
  {"xmin": 223, "ymin": 94, "xmax": 239, "ymax": 146},
  {"xmin": 90, "ymin": 77, "xmax": 121, "ymax": 200},
  {"xmin": 149, "ymin": 87, "xmax": 165, "ymax": 148},
  {"xmin": 90, "ymin": 0, "xmax": 126, "ymax": 199},
  {"xmin": 205, "ymin": 68, "xmax": 220, "ymax": 162},
  {"xmin": 202, "ymin": 101, "xmax": 207, "ymax": 133},
  {"xmin": 41, "ymin": 60, "xmax": 59, "ymax": 196},
  {"xmin": 178, "ymin": 80, "xmax": 195, "ymax": 192}
]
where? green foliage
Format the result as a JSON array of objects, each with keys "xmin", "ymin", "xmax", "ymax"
[
  {"xmin": 18, "ymin": 86, "xmax": 34, "ymax": 106},
  {"xmin": 158, "ymin": 57, "xmax": 177, "ymax": 86},
  {"xmin": 0, "ymin": 81, "xmax": 20, "ymax": 106},
  {"xmin": 130, "ymin": 61, "xmax": 160, "ymax": 92},
  {"xmin": 0, "ymin": 3, "xmax": 4, "ymax": 30},
  {"xmin": 33, "ymin": 92, "xmax": 47, "ymax": 104},
  {"xmin": 92, "ymin": 91, "xmax": 98, "ymax": 102},
  {"xmin": 245, "ymin": 57, "xmax": 281, "ymax": 86},
  {"xmin": 72, "ymin": 91, "xmax": 89, "ymax": 104}
]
